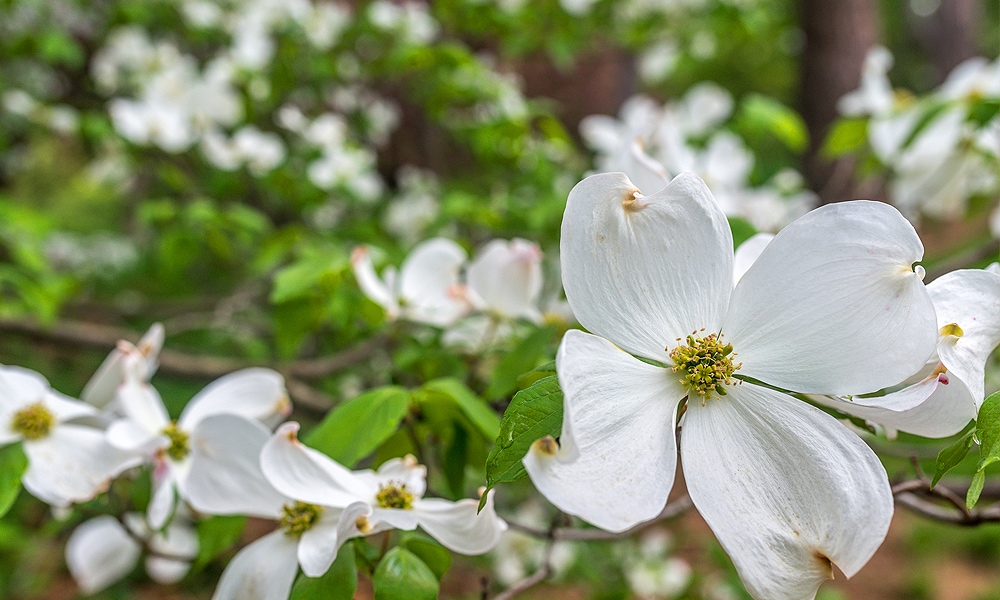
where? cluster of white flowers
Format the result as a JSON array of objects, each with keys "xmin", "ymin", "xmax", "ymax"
[
  {"xmin": 838, "ymin": 47, "xmax": 1000, "ymax": 224},
  {"xmin": 580, "ymin": 83, "xmax": 816, "ymax": 232},
  {"xmin": 352, "ymin": 236, "xmax": 571, "ymax": 350},
  {"xmin": 1, "ymin": 322, "xmax": 506, "ymax": 598},
  {"xmin": 521, "ymin": 170, "xmax": 1000, "ymax": 599}
]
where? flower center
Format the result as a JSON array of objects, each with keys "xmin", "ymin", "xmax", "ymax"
[
  {"xmin": 10, "ymin": 402, "xmax": 55, "ymax": 440},
  {"xmin": 668, "ymin": 331, "xmax": 741, "ymax": 401},
  {"xmin": 161, "ymin": 422, "xmax": 190, "ymax": 461},
  {"xmin": 280, "ymin": 501, "xmax": 324, "ymax": 536},
  {"xmin": 376, "ymin": 481, "xmax": 414, "ymax": 510}
]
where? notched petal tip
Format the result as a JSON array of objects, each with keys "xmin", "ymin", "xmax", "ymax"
[
  {"xmin": 621, "ymin": 189, "xmax": 646, "ymax": 213},
  {"xmin": 814, "ymin": 551, "xmax": 835, "ymax": 580},
  {"xmin": 531, "ymin": 435, "xmax": 559, "ymax": 457},
  {"xmin": 276, "ymin": 421, "xmax": 300, "ymax": 442},
  {"xmin": 939, "ymin": 322, "xmax": 964, "ymax": 338},
  {"xmin": 350, "ymin": 246, "xmax": 369, "ymax": 264}
]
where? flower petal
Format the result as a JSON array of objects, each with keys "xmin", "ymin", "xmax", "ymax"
[
  {"xmin": 523, "ymin": 330, "xmax": 685, "ymax": 532},
  {"xmin": 466, "ymin": 239, "xmax": 543, "ymax": 322},
  {"xmin": 355, "ymin": 455, "xmax": 427, "ymax": 498},
  {"xmin": 560, "ymin": 172, "xmax": 733, "ymax": 362},
  {"xmin": 350, "ymin": 246, "xmax": 398, "ymax": 314},
  {"xmin": 81, "ymin": 324, "xmax": 164, "ymax": 409},
  {"xmin": 681, "ymin": 383, "xmax": 892, "ymax": 600},
  {"xmin": 146, "ymin": 519, "xmax": 198, "ymax": 584},
  {"xmin": 179, "ymin": 368, "xmax": 290, "ymax": 430},
  {"xmin": 184, "ymin": 414, "xmax": 288, "ymax": 518},
  {"xmin": 107, "ymin": 418, "xmax": 162, "ymax": 453},
  {"xmin": 65, "ymin": 516, "xmax": 141, "ymax": 594},
  {"xmin": 414, "ymin": 491, "xmax": 507, "ymax": 555},
  {"xmin": 724, "ymin": 200, "xmax": 937, "ymax": 395},
  {"xmin": 733, "ymin": 233, "xmax": 773, "ymax": 287},
  {"xmin": 211, "ymin": 530, "xmax": 299, "ymax": 600},
  {"xmin": 260, "ymin": 422, "xmax": 371, "ymax": 506},
  {"xmin": 399, "ymin": 237, "xmax": 469, "ymax": 326},
  {"xmin": 928, "ymin": 268, "xmax": 1000, "ymax": 406},
  {"xmin": 117, "ymin": 380, "xmax": 170, "ymax": 434},
  {"xmin": 22, "ymin": 424, "xmax": 135, "ymax": 506},
  {"xmin": 148, "ymin": 470, "xmax": 179, "ymax": 530},
  {"xmin": 815, "ymin": 372, "xmax": 976, "ymax": 438}
]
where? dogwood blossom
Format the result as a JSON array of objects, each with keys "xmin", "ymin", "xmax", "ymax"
[
  {"xmin": 211, "ymin": 422, "xmax": 506, "ymax": 599},
  {"xmin": 0, "ymin": 366, "xmax": 133, "ymax": 506},
  {"xmin": 351, "ymin": 238, "xmax": 469, "ymax": 326},
  {"xmin": 105, "ymin": 365, "xmax": 291, "ymax": 527},
  {"xmin": 80, "ymin": 323, "xmax": 164, "ymax": 411},
  {"xmin": 524, "ymin": 172, "xmax": 938, "ymax": 599}
]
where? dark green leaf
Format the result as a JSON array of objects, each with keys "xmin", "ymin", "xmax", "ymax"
[
  {"xmin": 482, "ymin": 375, "xmax": 563, "ymax": 508},
  {"xmin": 729, "ymin": 217, "xmax": 758, "ymax": 249},
  {"xmin": 399, "ymin": 533, "xmax": 452, "ymax": 580},
  {"xmin": 484, "ymin": 326, "xmax": 555, "ymax": 400},
  {"xmin": 516, "ymin": 361, "xmax": 556, "ymax": 390},
  {"xmin": 932, "ymin": 430, "xmax": 975, "ymax": 488},
  {"xmin": 0, "ymin": 444, "xmax": 26, "ymax": 519},
  {"xmin": 967, "ymin": 469, "xmax": 986, "ymax": 510},
  {"xmin": 305, "ymin": 387, "xmax": 411, "ymax": 466},
  {"xmin": 443, "ymin": 424, "xmax": 468, "ymax": 498},
  {"xmin": 976, "ymin": 390, "xmax": 1000, "ymax": 468},
  {"xmin": 419, "ymin": 378, "xmax": 500, "ymax": 440},
  {"xmin": 372, "ymin": 547, "xmax": 439, "ymax": 600},
  {"xmin": 194, "ymin": 516, "xmax": 246, "ymax": 570},
  {"xmin": 290, "ymin": 542, "xmax": 357, "ymax": 600}
]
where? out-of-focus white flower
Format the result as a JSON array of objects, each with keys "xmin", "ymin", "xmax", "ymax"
[
  {"xmin": 490, "ymin": 499, "xmax": 575, "ymax": 586},
  {"xmin": 624, "ymin": 530, "xmax": 692, "ymax": 599},
  {"xmin": 368, "ymin": 0, "xmax": 439, "ymax": 44},
  {"xmin": 302, "ymin": 3, "xmax": 351, "ymax": 49},
  {"xmin": 525, "ymin": 172, "xmax": 937, "ymax": 598},
  {"xmin": 672, "ymin": 82, "xmax": 733, "ymax": 138},
  {"xmin": 465, "ymin": 239, "xmax": 544, "ymax": 323},
  {"xmin": 66, "ymin": 512, "xmax": 198, "ymax": 594},
  {"xmin": 106, "ymin": 365, "xmax": 291, "ymax": 528},
  {"xmin": 560, "ymin": 0, "xmax": 599, "ymax": 16},
  {"xmin": 838, "ymin": 46, "xmax": 895, "ymax": 117},
  {"xmin": 991, "ymin": 205, "xmax": 1000, "ymax": 239},
  {"xmin": 202, "ymin": 126, "xmax": 286, "ymax": 175},
  {"xmin": 638, "ymin": 41, "xmax": 680, "ymax": 83},
  {"xmin": 938, "ymin": 57, "xmax": 1000, "ymax": 101},
  {"xmin": 81, "ymin": 324, "xmax": 164, "ymax": 411},
  {"xmin": 384, "ymin": 167, "xmax": 441, "ymax": 243},
  {"xmin": 351, "ymin": 238, "xmax": 469, "ymax": 327},
  {"xmin": 0, "ymin": 366, "xmax": 135, "ymax": 506}
]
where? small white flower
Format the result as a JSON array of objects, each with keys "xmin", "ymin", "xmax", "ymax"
[
  {"xmin": 80, "ymin": 323, "xmax": 164, "ymax": 411},
  {"xmin": 465, "ymin": 239, "xmax": 544, "ymax": 323}
]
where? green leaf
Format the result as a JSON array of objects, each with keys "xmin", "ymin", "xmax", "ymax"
[
  {"xmin": 482, "ymin": 375, "xmax": 563, "ymax": 506},
  {"xmin": 739, "ymin": 94, "xmax": 809, "ymax": 152},
  {"xmin": 290, "ymin": 543, "xmax": 357, "ymax": 600},
  {"xmin": 967, "ymin": 469, "xmax": 986, "ymax": 510},
  {"xmin": 516, "ymin": 361, "xmax": 556, "ymax": 390},
  {"xmin": 372, "ymin": 547, "xmax": 439, "ymax": 600},
  {"xmin": 932, "ymin": 430, "xmax": 975, "ymax": 488},
  {"xmin": 270, "ymin": 256, "xmax": 343, "ymax": 304},
  {"xmin": 729, "ymin": 217, "xmax": 758, "ymax": 249},
  {"xmin": 0, "ymin": 444, "xmax": 26, "ymax": 519},
  {"xmin": 822, "ymin": 118, "xmax": 869, "ymax": 158},
  {"xmin": 484, "ymin": 326, "xmax": 555, "ymax": 400},
  {"xmin": 305, "ymin": 387, "xmax": 411, "ymax": 466},
  {"xmin": 443, "ymin": 424, "xmax": 468, "ymax": 497},
  {"xmin": 976, "ymin": 390, "xmax": 1000, "ymax": 468},
  {"xmin": 194, "ymin": 516, "xmax": 247, "ymax": 570},
  {"xmin": 398, "ymin": 533, "xmax": 452, "ymax": 580},
  {"xmin": 419, "ymin": 378, "xmax": 500, "ymax": 440}
]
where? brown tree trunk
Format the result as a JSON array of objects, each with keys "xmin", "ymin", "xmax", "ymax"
[
  {"xmin": 799, "ymin": 0, "xmax": 880, "ymax": 203},
  {"xmin": 911, "ymin": 0, "xmax": 981, "ymax": 85}
]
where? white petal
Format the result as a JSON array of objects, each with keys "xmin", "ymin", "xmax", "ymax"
[
  {"xmin": 370, "ymin": 507, "xmax": 419, "ymax": 531},
  {"xmin": 44, "ymin": 392, "xmax": 99, "ymax": 423},
  {"xmin": 148, "ymin": 471, "xmax": 179, "ymax": 529},
  {"xmin": 523, "ymin": 330, "xmax": 685, "ymax": 532},
  {"xmin": 356, "ymin": 456, "xmax": 427, "ymax": 498},
  {"xmin": 815, "ymin": 371, "xmax": 976, "ymax": 438},
  {"xmin": 681, "ymin": 383, "xmax": 892, "ymax": 600},
  {"xmin": 733, "ymin": 233, "xmax": 774, "ymax": 286},
  {"xmin": 260, "ymin": 422, "xmax": 370, "ymax": 506},
  {"xmin": 107, "ymin": 418, "xmax": 162, "ymax": 453},
  {"xmin": 399, "ymin": 238, "xmax": 469, "ymax": 327},
  {"xmin": 65, "ymin": 516, "xmax": 141, "ymax": 594},
  {"xmin": 146, "ymin": 519, "xmax": 198, "ymax": 583},
  {"xmin": 724, "ymin": 200, "xmax": 937, "ymax": 395},
  {"xmin": 466, "ymin": 239, "xmax": 543, "ymax": 322},
  {"xmin": 184, "ymin": 414, "xmax": 288, "ymax": 518},
  {"xmin": 350, "ymin": 246, "xmax": 398, "ymax": 314},
  {"xmin": 414, "ymin": 492, "xmax": 507, "ymax": 555},
  {"xmin": 212, "ymin": 530, "xmax": 299, "ymax": 600},
  {"xmin": 180, "ymin": 368, "xmax": 290, "ymax": 429},
  {"xmin": 117, "ymin": 380, "xmax": 170, "ymax": 433},
  {"xmin": 81, "ymin": 324, "xmax": 164, "ymax": 409},
  {"xmin": 22, "ymin": 424, "xmax": 134, "ymax": 506},
  {"xmin": 928, "ymin": 268, "xmax": 1000, "ymax": 406},
  {"xmin": 298, "ymin": 502, "xmax": 372, "ymax": 577},
  {"xmin": 560, "ymin": 172, "xmax": 733, "ymax": 362},
  {"xmin": 0, "ymin": 365, "xmax": 51, "ymax": 411}
]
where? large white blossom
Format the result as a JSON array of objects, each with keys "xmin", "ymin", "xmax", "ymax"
[{"xmin": 524, "ymin": 172, "xmax": 938, "ymax": 599}]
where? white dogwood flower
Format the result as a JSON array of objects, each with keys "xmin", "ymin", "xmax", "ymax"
[
  {"xmin": 80, "ymin": 323, "xmax": 164, "ymax": 411},
  {"xmin": 105, "ymin": 365, "xmax": 291, "ymax": 528},
  {"xmin": 351, "ymin": 238, "xmax": 470, "ymax": 327},
  {"xmin": 465, "ymin": 238, "xmax": 544, "ymax": 323},
  {"xmin": 524, "ymin": 172, "xmax": 938, "ymax": 599},
  {"xmin": 211, "ymin": 422, "xmax": 506, "ymax": 600},
  {"xmin": 816, "ymin": 267, "xmax": 1000, "ymax": 438},
  {"xmin": 0, "ymin": 366, "xmax": 134, "ymax": 506}
]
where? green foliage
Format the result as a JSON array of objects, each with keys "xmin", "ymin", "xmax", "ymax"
[
  {"xmin": 398, "ymin": 533, "xmax": 452, "ymax": 580},
  {"xmin": 932, "ymin": 429, "xmax": 975, "ymax": 488},
  {"xmin": 484, "ymin": 325, "xmax": 556, "ymax": 400},
  {"xmin": 0, "ymin": 444, "xmax": 26, "ymax": 519},
  {"xmin": 965, "ymin": 391, "xmax": 1000, "ymax": 510},
  {"xmin": 305, "ymin": 387, "xmax": 412, "ymax": 467},
  {"xmin": 194, "ymin": 516, "xmax": 247, "ymax": 571},
  {"xmin": 418, "ymin": 378, "xmax": 500, "ymax": 440},
  {"xmin": 372, "ymin": 547, "xmax": 439, "ymax": 600},
  {"xmin": 822, "ymin": 118, "xmax": 869, "ymax": 158},
  {"xmin": 290, "ymin": 543, "xmax": 357, "ymax": 600},
  {"xmin": 482, "ymin": 375, "xmax": 563, "ymax": 508},
  {"xmin": 736, "ymin": 94, "xmax": 809, "ymax": 153}
]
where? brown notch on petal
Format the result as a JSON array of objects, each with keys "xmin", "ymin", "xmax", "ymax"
[
  {"xmin": 621, "ymin": 189, "xmax": 645, "ymax": 213},
  {"xmin": 813, "ymin": 550, "xmax": 834, "ymax": 580}
]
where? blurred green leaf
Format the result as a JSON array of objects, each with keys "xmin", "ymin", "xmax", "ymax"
[
  {"xmin": 484, "ymin": 326, "xmax": 554, "ymax": 400},
  {"xmin": 398, "ymin": 533, "xmax": 452, "ymax": 580},
  {"xmin": 822, "ymin": 118, "xmax": 869, "ymax": 158},
  {"xmin": 729, "ymin": 217, "xmax": 758, "ymax": 249},
  {"xmin": 289, "ymin": 542, "xmax": 357, "ymax": 600},
  {"xmin": 967, "ymin": 469, "xmax": 986, "ymax": 511},
  {"xmin": 482, "ymin": 375, "xmax": 563, "ymax": 506},
  {"xmin": 194, "ymin": 516, "xmax": 247, "ymax": 570},
  {"xmin": 516, "ymin": 361, "xmax": 556, "ymax": 390},
  {"xmin": 976, "ymin": 391, "xmax": 1000, "ymax": 467},
  {"xmin": 419, "ymin": 378, "xmax": 500, "ymax": 440},
  {"xmin": 739, "ymin": 94, "xmax": 809, "ymax": 152},
  {"xmin": 0, "ymin": 443, "xmax": 27, "ymax": 519},
  {"xmin": 305, "ymin": 387, "xmax": 411, "ymax": 466},
  {"xmin": 372, "ymin": 547, "xmax": 438, "ymax": 600}
]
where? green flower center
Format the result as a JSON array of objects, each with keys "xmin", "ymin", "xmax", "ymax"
[
  {"xmin": 162, "ymin": 422, "xmax": 190, "ymax": 461},
  {"xmin": 11, "ymin": 402, "xmax": 55, "ymax": 440},
  {"xmin": 280, "ymin": 501, "xmax": 323, "ymax": 536},
  {"xmin": 375, "ymin": 482, "xmax": 414, "ymax": 510},
  {"xmin": 669, "ymin": 331, "xmax": 741, "ymax": 402}
]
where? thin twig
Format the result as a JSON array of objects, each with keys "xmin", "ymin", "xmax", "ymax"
[{"xmin": 505, "ymin": 494, "xmax": 694, "ymax": 542}]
